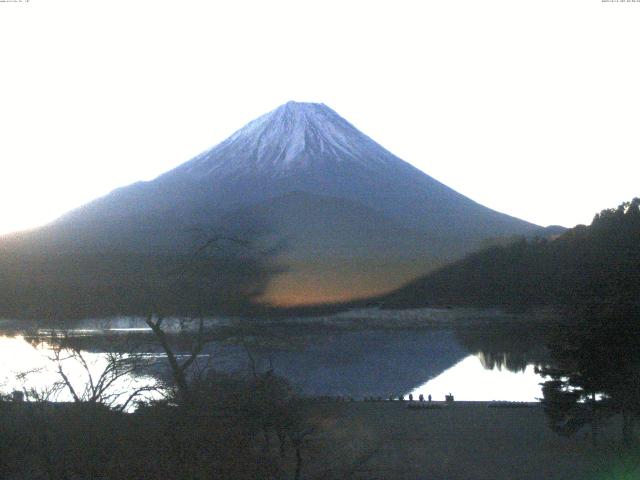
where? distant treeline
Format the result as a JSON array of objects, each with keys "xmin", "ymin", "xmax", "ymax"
[{"xmin": 384, "ymin": 198, "xmax": 640, "ymax": 310}]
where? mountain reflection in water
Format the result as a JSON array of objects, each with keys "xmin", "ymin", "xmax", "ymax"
[
  {"xmin": 409, "ymin": 356, "xmax": 544, "ymax": 402},
  {"xmin": 0, "ymin": 318, "xmax": 552, "ymax": 402}
]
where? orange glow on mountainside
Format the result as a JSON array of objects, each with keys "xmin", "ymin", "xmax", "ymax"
[{"xmin": 258, "ymin": 259, "xmax": 438, "ymax": 307}]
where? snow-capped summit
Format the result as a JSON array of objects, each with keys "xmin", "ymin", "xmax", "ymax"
[{"xmin": 171, "ymin": 101, "xmax": 401, "ymax": 181}]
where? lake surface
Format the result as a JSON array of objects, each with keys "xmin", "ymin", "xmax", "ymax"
[{"xmin": 0, "ymin": 309, "xmax": 551, "ymax": 404}]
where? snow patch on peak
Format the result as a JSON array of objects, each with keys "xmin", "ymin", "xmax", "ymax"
[
  {"xmin": 172, "ymin": 101, "xmax": 406, "ymax": 181},
  {"xmin": 281, "ymin": 100, "xmax": 329, "ymax": 110}
]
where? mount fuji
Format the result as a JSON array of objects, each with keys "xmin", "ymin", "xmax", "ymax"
[{"xmin": 2, "ymin": 102, "xmax": 543, "ymax": 306}]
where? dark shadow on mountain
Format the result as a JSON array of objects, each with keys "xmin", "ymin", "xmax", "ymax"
[{"xmin": 0, "ymin": 225, "xmax": 285, "ymax": 321}]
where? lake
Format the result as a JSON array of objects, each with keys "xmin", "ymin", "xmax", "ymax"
[{"xmin": 0, "ymin": 308, "xmax": 552, "ymax": 405}]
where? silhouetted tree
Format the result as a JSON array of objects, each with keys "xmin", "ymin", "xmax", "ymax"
[
  {"xmin": 539, "ymin": 303, "xmax": 640, "ymax": 446},
  {"xmin": 18, "ymin": 329, "xmax": 158, "ymax": 411}
]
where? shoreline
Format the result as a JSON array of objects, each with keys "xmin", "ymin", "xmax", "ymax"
[{"xmin": 298, "ymin": 400, "xmax": 629, "ymax": 479}]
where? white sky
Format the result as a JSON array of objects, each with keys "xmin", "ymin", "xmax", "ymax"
[{"xmin": 1, "ymin": 0, "xmax": 639, "ymax": 235}]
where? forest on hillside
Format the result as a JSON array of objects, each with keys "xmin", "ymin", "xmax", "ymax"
[{"xmin": 384, "ymin": 198, "xmax": 640, "ymax": 311}]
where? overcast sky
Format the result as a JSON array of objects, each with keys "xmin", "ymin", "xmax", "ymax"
[{"xmin": 1, "ymin": 0, "xmax": 639, "ymax": 234}]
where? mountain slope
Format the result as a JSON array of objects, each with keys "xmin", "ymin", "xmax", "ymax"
[
  {"xmin": 215, "ymin": 191, "xmax": 451, "ymax": 304},
  {"xmin": 1, "ymin": 101, "xmax": 542, "ymax": 307}
]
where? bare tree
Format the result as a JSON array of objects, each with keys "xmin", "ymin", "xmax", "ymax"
[
  {"xmin": 143, "ymin": 315, "xmax": 216, "ymax": 407},
  {"xmin": 22, "ymin": 330, "xmax": 159, "ymax": 412}
]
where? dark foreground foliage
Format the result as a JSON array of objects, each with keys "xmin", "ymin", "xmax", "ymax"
[
  {"xmin": 0, "ymin": 373, "xmax": 309, "ymax": 480},
  {"xmin": 539, "ymin": 302, "xmax": 640, "ymax": 447}
]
